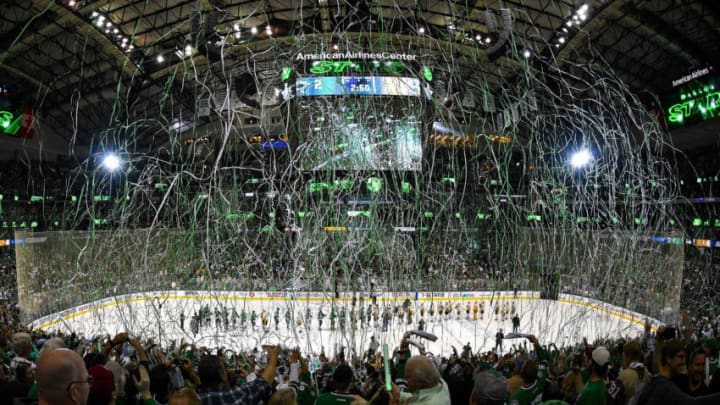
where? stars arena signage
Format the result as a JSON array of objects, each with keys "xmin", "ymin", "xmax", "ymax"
[
  {"xmin": 664, "ymin": 66, "xmax": 719, "ymax": 129},
  {"xmin": 295, "ymin": 51, "xmax": 419, "ymax": 76}
]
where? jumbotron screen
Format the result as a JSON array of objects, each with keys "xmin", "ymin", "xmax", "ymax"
[
  {"xmin": 290, "ymin": 55, "xmax": 426, "ymax": 171},
  {"xmin": 294, "ymin": 94, "xmax": 423, "ymax": 171}
]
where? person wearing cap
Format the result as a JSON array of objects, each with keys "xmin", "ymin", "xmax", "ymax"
[
  {"xmin": 636, "ymin": 340, "xmax": 720, "ymax": 404},
  {"xmin": 87, "ymin": 364, "xmax": 115, "ymax": 405},
  {"xmin": 575, "ymin": 346, "xmax": 610, "ymax": 405},
  {"xmin": 470, "ymin": 370, "xmax": 507, "ymax": 405}
]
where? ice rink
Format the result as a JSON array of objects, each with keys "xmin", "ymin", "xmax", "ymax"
[{"xmin": 31, "ymin": 290, "xmax": 659, "ymax": 357}]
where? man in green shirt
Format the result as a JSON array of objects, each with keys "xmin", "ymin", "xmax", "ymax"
[
  {"xmin": 509, "ymin": 359, "xmax": 545, "ymax": 405},
  {"xmin": 575, "ymin": 346, "xmax": 609, "ymax": 405},
  {"xmin": 288, "ymin": 348, "xmax": 318, "ymax": 405},
  {"xmin": 315, "ymin": 364, "xmax": 357, "ymax": 404}
]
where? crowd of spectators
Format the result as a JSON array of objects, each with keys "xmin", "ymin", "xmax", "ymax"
[{"xmin": 1, "ymin": 314, "xmax": 720, "ymax": 404}]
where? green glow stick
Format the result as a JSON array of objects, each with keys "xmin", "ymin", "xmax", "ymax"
[{"xmin": 383, "ymin": 343, "xmax": 391, "ymax": 391}]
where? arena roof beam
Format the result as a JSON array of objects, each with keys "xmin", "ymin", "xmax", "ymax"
[
  {"xmin": 1, "ymin": 1, "xmax": 138, "ymax": 75},
  {"xmin": 620, "ymin": 2, "xmax": 716, "ymax": 67},
  {"xmin": 556, "ymin": 0, "xmax": 698, "ymax": 74}
]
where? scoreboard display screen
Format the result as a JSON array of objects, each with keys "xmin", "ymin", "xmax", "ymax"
[
  {"xmin": 291, "ymin": 55, "xmax": 426, "ymax": 171},
  {"xmin": 296, "ymin": 76, "xmax": 421, "ymax": 97}
]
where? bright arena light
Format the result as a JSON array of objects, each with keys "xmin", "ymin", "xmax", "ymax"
[
  {"xmin": 569, "ymin": 149, "xmax": 593, "ymax": 168},
  {"xmin": 101, "ymin": 154, "xmax": 122, "ymax": 171}
]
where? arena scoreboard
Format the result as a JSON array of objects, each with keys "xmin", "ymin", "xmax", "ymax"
[{"xmin": 288, "ymin": 51, "xmax": 429, "ymax": 171}]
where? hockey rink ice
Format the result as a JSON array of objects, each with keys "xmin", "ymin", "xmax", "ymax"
[{"xmin": 31, "ymin": 290, "xmax": 660, "ymax": 356}]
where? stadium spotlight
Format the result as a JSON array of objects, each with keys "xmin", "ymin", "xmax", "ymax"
[
  {"xmin": 569, "ymin": 149, "xmax": 593, "ymax": 168},
  {"xmin": 101, "ymin": 153, "xmax": 122, "ymax": 172}
]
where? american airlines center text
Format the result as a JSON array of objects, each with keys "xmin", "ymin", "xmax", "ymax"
[{"xmin": 296, "ymin": 52, "xmax": 417, "ymax": 61}]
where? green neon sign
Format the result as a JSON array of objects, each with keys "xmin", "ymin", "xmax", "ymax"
[
  {"xmin": 308, "ymin": 60, "xmax": 406, "ymax": 75},
  {"xmin": 0, "ymin": 110, "xmax": 22, "ymax": 135},
  {"xmin": 667, "ymin": 91, "xmax": 720, "ymax": 123}
]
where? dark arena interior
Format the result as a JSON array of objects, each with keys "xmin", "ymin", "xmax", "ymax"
[{"xmin": 0, "ymin": 1, "xmax": 720, "ymax": 404}]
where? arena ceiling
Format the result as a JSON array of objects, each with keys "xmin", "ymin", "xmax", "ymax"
[{"xmin": 0, "ymin": 0, "xmax": 718, "ymax": 155}]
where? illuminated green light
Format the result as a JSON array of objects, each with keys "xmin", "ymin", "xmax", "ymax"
[
  {"xmin": 441, "ymin": 177, "xmax": 456, "ymax": 184},
  {"xmin": 401, "ymin": 181, "xmax": 412, "ymax": 193},
  {"xmin": 53, "ymin": 221, "xmax": 59, "ymax": 226},
  {"xmin": 155, "ymin": 183, "xmax": 168, "ymax": 191},
  {"xmin": 13, "ymin": 195, "xmax": 19, "ymax": 201},
  {"xmin": 0, "ymin": 194, "xmax": 3, "ymax": 200},
  {"xmin": 268, "ymin": 212, "xmax": 276, "ymax": 218},
  {"xmin": 634, "ymin": 218, "xmax": 646, "ymax": 225},
  {"xmin": 309, "ymin": 182, "xmax": 329, "ymax": 192},
  {"xmin": 1, "ymin": 121, "xmax": 8, "ymax": 128},
  {"xmin": 30, "ymin": 196, "xmax": 43, "ymax": 202},
  {"xmin": 260, "ymin": 225, "xmax": 273, "ymax": 233},
  {"xmin": 366, "ymin": 177, "xmax": 382, "ymax": 193},
  {"xmin": 93, "ymin": 195, "xmax": 112, "ymax": 202},
  {"xmin": 577, "ymin": 217, "xmax": 588, "ymax": 223},
  {"xmin": 697, "ymin": 177, "xmax": 702, "ymax": 183},
  {"xmin": 333, "ymin": 179, "xmax": 353, "ymax": 190},
  {"xmin": 476, "ymin": 213, "xmax": 488, "ymax": 220},
  {"xmin": 527, "ymin": 215, "xmax": 541, "ymax": 221},
  {"xmin": 246, "ymin": 178, "xmax": 260, "ymax": 184},
  {"xmin": 670, "ymin": 219, "xmax": 676, "ymax": 225},
  {"xmin": 693, "ymin": 218, "xmax": 702, "ymax": 226},
  {"xmin": 1, "ymin": 222, "xmax": 6, "ymax": 228},
  {"xmin": 226, "ymin": 213, "xmax": 240, "ymax": 220},
  {"xmin": 715, "ymin": 219, "xmax": 720, "ymax": 227},
  {"xmin": 418, "ymin": 226, "xmax": 429, "ymax": 232},
  {"xmin": 490, "ymin": 179, "xmax": 499, "ymax": 185},
  {"xmin": 423, "ymin": 211, "xmax": 434, "ymax": 218},
  {"xmin": 281, "ymin": 67, "xmax": 292, "ymax": 82},
  {"xmin": 455, "ymin": 212, "xmax": 462, "ymax": 219},
  {"xmin": 422, "ymin": 66, "xmax": 433, "ymax": 81},
  {"xmin": 30, "ymin": 221, "xmax": 37, "ymax": 228},
  {"xmin": 681, "ymin": 94, "xmax": 686, "ymax": 100},
  {"xmin": 297, "ymin": 211, "xmax": 308, "ymax": 218},
  {"xmin": 19, "ymin": 221, "xmax": 26, "ymax": 228}
]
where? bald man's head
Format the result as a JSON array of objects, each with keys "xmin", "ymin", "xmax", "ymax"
[
  {"xmin": 405, "ymin": 355, "xmax": 441, "ymax": 392},
  {"xmin": 37, "ymin": 348, "xmax": 90, "ymax": 405}
]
